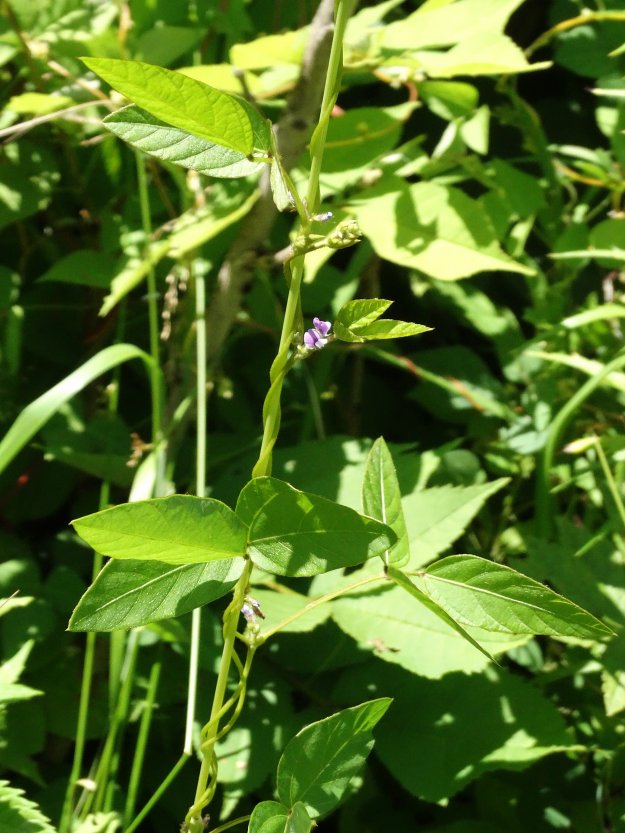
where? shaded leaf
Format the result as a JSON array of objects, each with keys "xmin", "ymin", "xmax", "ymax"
[
  {"xmin": 334, "ymin": 664, "xmax": 575, "ymax": 802},
  {"xmin": 331, "ymin": 574, "xmax": 524, "ymax": 679},
  {"xmin": 69, "ymin": 557, "xmax": 244, "ymax": 631},
  {"xmin": 402, "ymin": 478, "xmax": 509, "ymax": 568},
  {"xmin": 104, "ymin": 105, "xmax": 264, "ymax": 178},
  {"xmin": 277, "ymin": 699, "xmax": 391, "ymax": 817}
]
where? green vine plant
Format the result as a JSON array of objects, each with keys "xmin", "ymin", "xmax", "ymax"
[{"xmin": 55, "ymin": 3, "xmax": 614, "ymax": 833}]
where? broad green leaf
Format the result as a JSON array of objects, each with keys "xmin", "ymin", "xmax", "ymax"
[
  {"xmin": 381, "ymin": 0, "xmax": 525, "ymax": 50},
  {"xmin": 362, "ymin": 438, "xmax": 409, "ymax": 566},
  {"xmin": 0, "ymin": 780, "xmax": 56, "ymax": 833},
  {"xmin": 276, "ymin": 699, "xmax": 391, "ymax": 817},
  {"xmin": 179, "ymin": 63, "xmax": 264, "ymax": 96},
  {"xmin": 72, "ymin": 495, "xmax": 248, "ymax": 565},
  {"xmin": 104, "ymin": 105, "xmax": 264, "ymax": 178},
  {"xmin": 69, "ymin": 557, "xmax": 244, "ymax": 631},
  {"xmin": 0, "ymin": 344, "xmax": 154, "ymax": 477},
  {"xmin": 230, "ymin": 28, "xmax": 308, "ymax": 69},
  {"xmin": 248, "ymin": 801, "xmax": 289, "ymax": 833},
  {"xmin": 237, "ymin": 477, "xmax": 395, "ymax": 577},
  {"xmin": 352, "ymin": 179, "xmax": 534, "ymax": 281},
  {"xmin": 421, "ymin": 555, "xmax": 612, "ymax": 640},
  {"xmin": 330, "ymin": 575, "xmax": 524, "ymax": 678},
  {"xmin": 310, "ymin": 104, "xmax": 416, "ymax": 195},
  {"xmin": 334, "ymin": 663, "xmax": 575, "ymax": 802},
  {"xmin": 388, "ymin": 566, "xmax": 493, "ymax": 663},
  {"xmin": 401, "ymin": 478, "xmax": 509, "ymax": 568},
  {"xmin": 411, "ymin": 33, "xmax": 551, "ymax": 78},
  {"xmin": 82, "ymin": 58, "xmax": 254, "ymax": 154}
]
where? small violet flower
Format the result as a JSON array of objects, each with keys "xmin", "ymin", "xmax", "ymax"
[{"xmin": 304, "ymin": 317, "xmax": 332, "ymax": 350}]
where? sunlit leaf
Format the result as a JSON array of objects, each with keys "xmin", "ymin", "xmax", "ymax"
[{"xmin": 72, "ymin": 495, "xmax": 248, "ymax": 565}]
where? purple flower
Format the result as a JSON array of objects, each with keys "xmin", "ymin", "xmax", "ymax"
[{"xmin": 304, "ymin": 317, "xmax": 332, "ymax": 350}]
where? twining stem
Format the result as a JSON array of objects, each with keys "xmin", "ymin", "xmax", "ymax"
[
  {"xmin": 186, "ymin": 563, "xmax": 252, "ymax": 832},
  {"xmin": 186, "ymin": 2, "xmax": 353, "ymax": 829}
]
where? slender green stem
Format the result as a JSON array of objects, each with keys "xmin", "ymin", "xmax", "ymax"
[
  {"xmin": 59, "ymin": 327, "xmax": 125, "ymax": 833},
  {"xmin": 209, "ymin": 815, "xmax": 251, "ymax": 833},
  {"xmin": 58, "ymin": 631, "xmax": 97, "ymax": 833},
  {"xmin": 526, "ymin": 11, "xmax": 625, "ymax": 57},
  {"xmin": 124, "ymin": 754, "xmax": 190, "ymax": 833},
  {"xmin": 535, "ymin": 347, "xmax": 625, "ymax": 538},
  {"xmin": 594, "ymin": 439, "xmax": 625, "ymax": 531},
  {"xmin": 135, "ymin": 151, "xmax": 166, "ymax": 494},
  {"xmin": 186, "ymin": 562, "xmax": 252, "ymax": 832},
  {"xmin": 123, "ymin": 657, "xmax": 162, "ymax": 826},
  {"xmin": 186, "ymin": 265, "xmax": 208, "ymax": 755},
  {"xmin": 86, "ymin": 630, "xmax": 140, "ymax": 815},
  {"xmin": 305, "ymin": 0, "xmax": 352, "ymax": 215}
]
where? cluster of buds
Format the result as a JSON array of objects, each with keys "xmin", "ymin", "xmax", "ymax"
[
  {"xmin": 241, "ymin": 596, "xmax": 265, "ymax": 634},
  {"xmin": 304, "ymin": 317, "xmax": 332, "ymax": 350}
]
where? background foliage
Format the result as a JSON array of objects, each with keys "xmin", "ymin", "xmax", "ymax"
[{"xmin": 3, "ymin": 0, "xmax": 625, "ymax": 831}]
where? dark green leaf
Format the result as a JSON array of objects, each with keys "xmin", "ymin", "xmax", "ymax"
[
  {"xmin": 276, "ymin": 699, "xmax": 391, "ymax": 817},
  {"xmin": 68, "ymin": 557, "xmax": 244, "ymax": 631},
  {"xmin": 104, "ymin": 105, "xmax": 264, "ymax": 178},
  {"xmin": 237, "ymin": 477, "xmax": 395, "ymax": 577}
]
